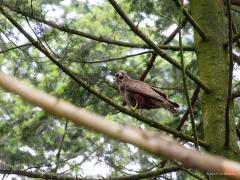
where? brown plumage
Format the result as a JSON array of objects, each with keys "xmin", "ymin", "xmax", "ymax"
[{"xmin": 115, "ymin": 72, "xmax": 179, "ymax": 114}]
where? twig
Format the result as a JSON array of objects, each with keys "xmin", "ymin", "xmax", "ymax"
[
  {"xmin": 178, "ymin": 1, "xmax": 199, "ymax": 149},
  {"xmin": 140, "ymin": 53, "xmax": 157, "ymax": 81},
  {"xmin": 224, "ymin": 0, "xmax": 233, "ymax": 149},
  {"xmin": 74, "ymin": 51, "xmax": 153, "ymax": 64},
  {"xmin": 176, "ymin": 86, "xmax": 200, "ymax": 131},
  {"xmin": 174, "ymin": 161, "xmax": 205, "ymax": 180},
  {"xmin": 224, "ymin": 32, "xmax": 240, "ymax": 47},
  {"xmin": 54, "ymin": 120, "xmax": 69, "ymax": 173},
  {"xmin": 0, "ymin": 43, "xmax": 32, "ymax": 54}
]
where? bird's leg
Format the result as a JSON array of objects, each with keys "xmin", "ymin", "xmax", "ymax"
[
  {"xmin": 130, "ymin": 101, "xmax": 143, "ymax": 114},
  {"xmin": 133, "ymin": 101, "xmax": 138, "ymax": 110},
  {"xmin": 130, "ymin": 101, "xmax": 138, "ymax": 112}
]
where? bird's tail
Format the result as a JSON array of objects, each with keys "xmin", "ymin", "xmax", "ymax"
[{"xmin": 162, "ymin": 100, "xmax": 179, "ymax": 114}]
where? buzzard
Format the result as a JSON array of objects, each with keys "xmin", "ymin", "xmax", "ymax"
[{"xmin": 115, "ymin": 72, "xmax": 179, "ymax": 114}]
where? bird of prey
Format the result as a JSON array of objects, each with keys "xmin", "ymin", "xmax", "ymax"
[{"xmin": 115, "ymin": 72, "xmax": 179, "ymax": 114}]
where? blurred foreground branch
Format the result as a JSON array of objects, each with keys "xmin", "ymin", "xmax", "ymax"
[{"xmin": 0, "ymin": 72, "xmax": 239, "ymax": 179}]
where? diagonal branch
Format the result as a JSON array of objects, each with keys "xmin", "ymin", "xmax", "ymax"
[
  {"xmin": 232, "ymin": 90, "xmax": 240, "ymax": 99},
  {"xmin": 0, "ymin": 72, "xmax": 239, "ymax": 178},
  {"xmin": 233, "ymin": 53, "xmax": 240, "ymax": 65},
  {"xmin": 140, "ymin": 17, "xmax": 188, "ymax": 81},
  {"xmin": 224, "ymin": 32, "xmax": 240, "ymax": 47},
  {"xmin": 176, "ymin": 86, "xmax": 200, "ymax": 131},
  {"xmin": 140, "ymin": 53, "xmax": 157, "ymax": 81},
  {"xmin": 0, "ymin": 7, "xmax": 206, "ymax": 146},
  {"xmin": 172, "ymin": 0, "xmax": 208, "ymax": 41},
  {"xmin": 107, "ymin": 0, "xmax": 210, "ymax": 93},
  {"xmin": 54, "ymin": 120, "xmax": 68, "ymax": 173},
  {"xmin": 0, "ymin": 2, "xmax": 194, "ymax": 52}
]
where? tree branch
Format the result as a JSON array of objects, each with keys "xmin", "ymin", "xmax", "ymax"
[
  {"xmin": 224, "ymin": 32, "xmax": 240, "ymax": 47},
  {"xmin": 140, "ymin": 53, "xmax": 157, "ymax": 81},
  {"xmin": 176, "ymin": 86, "xmax": 200, "ymax": 131},
  {"xmin": 224, "ymin": 0, "xmax": 234, "ymax": 149},
  {"xmin": 0, "ymin": 2, "xmax": 194, "ymax": 52},
  {"xmin": 224, "ymin": 0, "xmax": 240, "ymax": 6},
  {"xmin": 0, "ymin": 43, "xmax": 32, "ymax": 54},
  {"xmin": 54, "ymin": 120, "xmax": 68, "ymax": 173},
  {"xmin": 140, "ymin": 17, "xmax": 188, "ymax": 81},
  {"xmin": 0, "ymin": 73, "xmax": 239, "ymax": 178},
  {"xmin": 172, "ymin": 0, "xmax": 208, "ymax": 41},
  {"xmin": 75, "ymin": 51, "xmax": 153, "ymax": 64},
  {"xmin": 232, "ymin": 90, "xmax": 240, "ymax": 99},
  {"xmin": 178, "ymin": 1, "xmax": 199, "ymax": 149},
  {"xmin": 107, "ymin": 0, "xmax": 210, "ymax": 93},
  {"xmin": 0, "ymin": 166, "xmax": 180, "ymax": 180},
  {"xmin": 233, "ymin": 53, "xmax": 240, "ymax": 65},
  {"xmin": 0, "ymin": 7, "xmax": 206, "ymax": 146}
]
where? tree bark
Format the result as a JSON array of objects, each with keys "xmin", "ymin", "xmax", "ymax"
[{"xmin": 190, "ymin": 0, "xmax": 239, "ymax": 178}]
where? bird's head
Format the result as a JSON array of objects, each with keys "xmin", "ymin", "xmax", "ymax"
[{"xmin": 115, "ymin": 71, "xmax": 130, "ymax": 82}]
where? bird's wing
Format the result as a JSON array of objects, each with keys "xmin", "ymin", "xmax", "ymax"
[
  {"xmin": 123, "ymin": 79, "xmax": 166, "ymax": 101},
  {"xmin": 151, "ymin": 87, "xmax": 167, "ymax": 99}
]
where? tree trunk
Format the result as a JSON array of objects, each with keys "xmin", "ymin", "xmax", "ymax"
[{"xmin": 190, "ymin": 0, "xmax": 239, "ymax": 178}]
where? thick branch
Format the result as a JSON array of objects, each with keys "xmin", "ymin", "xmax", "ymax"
[
  {"xmin": 0, "ymin": 7, "xmax": 206, "ymax": 146},
  {"xmin": 107, "ymin": 0, "xmax": 210, "ymax": 93},
  {"xmin": 0, "ymin": 73, "xmax": 239, "ymax": 178},
  {"xmin": 0, "ymin": 2, "xmax": 194, "ymax": 52},
  {"xmin": 172, "ymin": 0, "xmax": 208, "ymax": 41}
]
